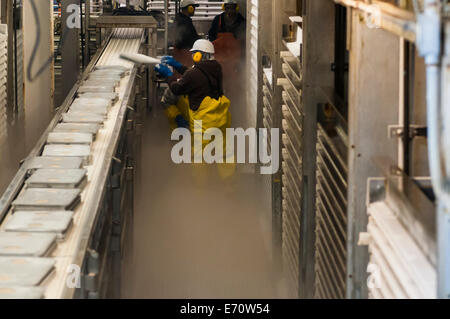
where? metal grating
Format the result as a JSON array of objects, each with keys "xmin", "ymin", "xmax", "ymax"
[
  {"xmin": 364, "ymin": 175, "xmax": 437, "ymax": 299},
  {"xmin": 146, "ymin": 1, "xmax": 224, "ymax": 21},
  {"xmin": 0, "ymin": 24, "xmax": 7, "ymax": 144},
  {"xmin": 314, "ymin": 103, "xmax": 348, "ymax": 299},
  {"xmin": 14, "ymin": 29, "xmax": 24, "ymax": 118},
  {"xmin": 90, "ymin": 0, "xmax": 104, "ymax": 18},
  {"xmin": 277, "ymin": 47, "xmax": 303, "ymax": 298},
  {"xmin": 248, "ymin": 0, "xmax": 258, "ymax": 126}
]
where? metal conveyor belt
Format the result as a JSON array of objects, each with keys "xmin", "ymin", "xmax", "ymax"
[{"xmin": 0, "ymin": 27, "xmax": 144, "ymax": 299}]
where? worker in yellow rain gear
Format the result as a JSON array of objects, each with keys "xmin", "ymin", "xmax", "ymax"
[{"xmin": 155, "ymin": 39, "xmax": 235, "ymax": 181}]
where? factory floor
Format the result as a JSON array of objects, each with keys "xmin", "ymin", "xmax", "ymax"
[{"xmin": 121, "ymin": 103, "xmax": 284, "ymax": 298}]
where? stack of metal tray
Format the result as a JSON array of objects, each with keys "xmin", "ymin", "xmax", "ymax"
[
  {"xmin": 25, "ymin": 169, "xmax": 87, "ymax": 189},
  {"xmin": 0, "ymin": 232, "xmax": 57, "ymax": 257},
  {"xmin": 26, "ymin": 157, "xmax": 83, "ymax": 172},
  {"xmin": 0, "ymin": 257, "xmax": 55, "ymax": 286},
  {"xmin": 3, "ymin": 211, "xmax": 74, "ymax": 239},
  {"xmin": 11, "ymin": 188, "xmax": 81, "ymax": 211},
  {"xmin": 47, "ymin": 132, "xmax": 93, "ymax": 145},
  {"xmin": 42, "ymin": 145, "xmax": 91, "ymax": 165}
]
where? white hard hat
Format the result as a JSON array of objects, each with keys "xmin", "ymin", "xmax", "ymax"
[
  {"xmin": 223, "ymin": 0, "xmax": 238, "ymax": 4},
  {"xmin": 190, "ymin": 39, "xmax": 215, "ymax": 54},
  {"xmin": 180, "ymin": 0, "xmax": 199, "ymax": 8}
]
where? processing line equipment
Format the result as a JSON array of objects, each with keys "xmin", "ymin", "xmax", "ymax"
[{"xmin": 0, "ymin": 16, "xmax": 157, "ymax": 299}]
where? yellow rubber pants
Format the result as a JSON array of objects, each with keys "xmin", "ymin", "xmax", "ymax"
[{"xmin": 187, "ymin": 95, "xmax": 236, "ymax": 183}]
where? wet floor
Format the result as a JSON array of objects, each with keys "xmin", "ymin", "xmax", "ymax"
[{"xmin": 121, "ymin": 103, "xmax": 284, "ymax": 298}]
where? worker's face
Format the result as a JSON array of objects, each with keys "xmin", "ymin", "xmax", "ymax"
[{"xmin": 224, "ymin": 4, "xmax": 237, "ymax": 19}]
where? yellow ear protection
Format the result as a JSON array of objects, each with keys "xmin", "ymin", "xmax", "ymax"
[
  {"xmin": 193, "ymin": 51, "xmax": 203, "ymax": 63},
  {"xmin": 222, "ymin": 3, "xmax": 239, "ymax": 11},
  {"xmin": 187, "ymin": 5, "xmax": 195, "ymax": 14}
]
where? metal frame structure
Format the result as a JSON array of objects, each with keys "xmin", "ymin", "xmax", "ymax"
[
  {"xmin": 0, "ymin": 16, "xmax": 157, "ymax": 298},
  {"xmin": 256, "ymin": 0, "xmax": 449, "ymax": 299}
]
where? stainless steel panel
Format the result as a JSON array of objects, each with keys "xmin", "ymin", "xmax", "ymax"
[
  {"xmin": 0, "ymin": 257, "xmax": 55, "ymax": 286},
  {"xmin": 0, "ymin": 232, "xmax": 57, "ymax": 257},
  {"xmin": 3, "ymin": 211, "xmax": 74, "ymax": 238},
  {"xmin": 12, "ymin": 188, "xmax": 81, "ymax": 211},
  {"xmin": 25, "ymin": 169, "xmax": 87, "ymax": 189}
]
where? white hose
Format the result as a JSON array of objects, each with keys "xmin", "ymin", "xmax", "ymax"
[
  {"xmin": 119, "ymin": 53, "xmax": 161, "ymax": 65},
  {"xmin": 425, "ymin": 65, "xmax": 448, "ymax": 199}
]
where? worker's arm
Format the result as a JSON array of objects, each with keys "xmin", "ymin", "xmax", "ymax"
[
  {"xmin": 161, "ymin": 56, "xmax": 189, "ymax": 75},
  {"xmin": 208, "ymin": 15, "xmax": 220, "ymax": 42},
  {"xmin": 168, "ymin": 70, "xmax": 195, "ymax": 96}
]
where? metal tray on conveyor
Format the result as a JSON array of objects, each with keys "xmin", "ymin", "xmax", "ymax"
[
  {"xmin": 87, "ymin": 75, "xmax": 121, "ymax": 84},
  {"xmin": 0, "ymin": 286, "xmax": 45, "ymax": 299},
  {"xmin": 3, "ymin": 211, "xmax": 74, "ymax": 239},
  {"xmin": 83, "ymin": 78, "xmax": 119, "ymax": 87},
  {"xmin": 76, "ymin": 92, "xmax": 118, "ymax": 103},
  {"xmin": 68, "ymin": 105, "xmax": 108, "ymax": 117},
  {"xmin": 77, "ymin": 84, "xmax": 116, "ymax": 94},
  {"xmin": 94, "ymin": 65, "xmax": 129, "ymax": 72},
  {"xmin": 91, "ymin": 69, "xmax": 126, "ymax": 78},
  {"xmin": 42, "ymin": 144, "xmax": 91, "ymax": 165},
  {"xmin": 47, "ymin": 132, "xmax": 93, "ymax": 145},
  {"xmin": 71, "ymin": 97, "xmax": 112, "ymax": 108},
  {"xmin": 53, "ymin": 123, "xmax": 100, "ymax": 137},
  {"xmin": 62, "ymin": 112, "xmax": 105, "ymax": 124},
  {"xmin": 0, "ymin": 257, "xmax": 55, "ymax": 286},
  {"xmin": 26, "ymin": 157, "xmax": 83, "ymax": 172},
  {"xmin": 11, "ymin": 188, "xmax": 81, "ymax": 211},
  {"xmin": 0, "ymin": 232, "xmax": 57, "ymax": 257},
  {"xmin": 25, "ymin": 169, "xmax": 87, "ymax": 189}
]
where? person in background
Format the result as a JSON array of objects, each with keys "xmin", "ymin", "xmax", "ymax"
[
  {"xmin": 208, "ymin": 0, "xmax": 246, "ymax": 43},
  {"xmin": 207, "ymin": 0, "xmax": 246, "ymax": 110},
  {"xmin": 172, "ymin": 0, "xmax": 201, "ymax": 67}
]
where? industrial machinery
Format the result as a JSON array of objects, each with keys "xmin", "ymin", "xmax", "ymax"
[
  {"xmin": 0, "ymin": 7, "xmax": 157, "ymax": 298},
  {"xmin": 0, "ymin": 0, "xmax": 449, "ymax": 300},
  {"xmin": 252, "ymin": 0, "xmax": 448, "ymax": 299}
]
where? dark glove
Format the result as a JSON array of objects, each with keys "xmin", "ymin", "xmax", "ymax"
[
  {"xmin": 161, "ymin": 56, "xmax": 183, "ymax": 72},
  {"xmin": 154, "ymin": 64, "xmax": 173, "ymax": 78},
  {"xmin": 175, "ymin": 115, "xmax": 189, "ymax": 128}
]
